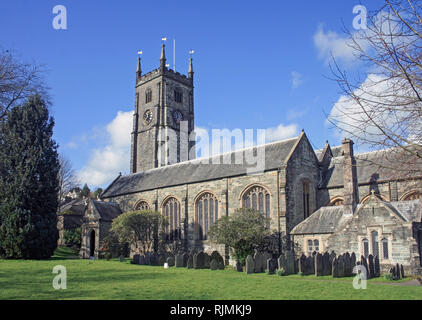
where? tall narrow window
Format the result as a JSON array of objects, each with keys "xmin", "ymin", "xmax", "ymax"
[
  {"xmin": 174, "ymin": 90, "xmax": 183, "ymax": 103},
  {"xmin": 307, "ymin": 240, "xmax": 313, "ymax": 255},
  {"xmin": 196, "ymin": 193, "xmax": 218, "ymax": 240},
  {"xmin": 362, "ymin": 238, "xmax": 369, "ymax": 258},
  {"xmin": 371, "ymin": 230, "xmax": 379, "ymax": 257},
  {"xmin": 242, "ymin": 185, "xmax": 271, "ymax": 229},
  {"xmin": 145, "ymin": 89, "xmax": 152, "ymax": 103},
  {"xmin": 382, "ymin": 238, "xmax": 389, "ymax": 259},
  {"xmin": 314, "ymin": 239, "xmax": 319, "ymax": 252},
  {"xmin": 303, "ymin": 181, "xmax": 310, "ymax": 218},
  {"xmin": 162, "ymin": 197, "xmax": 180, "ymax": 241}
]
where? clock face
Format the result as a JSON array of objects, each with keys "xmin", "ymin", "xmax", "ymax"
[
  {"xmin": 143, "ymin": 110, "xmax": 153, "ymax": 124},
  {"xmin": 173, "ymin": 110, "xmax": 183, "ymax": 124}
]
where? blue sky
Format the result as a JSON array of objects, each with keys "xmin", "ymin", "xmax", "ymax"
[{"xmin": 0, "ymin": 0, "xmax": 385, "ymax": 188}]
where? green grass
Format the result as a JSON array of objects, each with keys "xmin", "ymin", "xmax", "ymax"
[{"xmin": 0, "ymin": 257, "xmax": 420, "ymax": 300}]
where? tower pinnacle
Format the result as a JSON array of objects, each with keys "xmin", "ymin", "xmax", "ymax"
[
  {"xmin": 136, "ymin": 56, "xmax": 142, "ymax": 79},
  {"xmin": 160, "ymin": 44, "xmax": 166, "ymax": 67},
  {"xmin": 188, "ymin": 57, "xmax": 194, "ymax": 78}
]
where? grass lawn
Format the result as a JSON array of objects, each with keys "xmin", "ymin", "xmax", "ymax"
[{"xmin": 0, "ymin": 252, "xmax": 421, "ymax": 300}]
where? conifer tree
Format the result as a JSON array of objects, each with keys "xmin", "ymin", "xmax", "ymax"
[{"xmin": 0, "ymin": 95, "xmax": 59, "ymax": 259}]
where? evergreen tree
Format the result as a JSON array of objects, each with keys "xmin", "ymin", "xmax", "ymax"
[
  {"xmin": 81, "ymin": 183, "xmax": 91, "ymax": 198},
  {"xmin": 0, "ymin": 95, "xmax": 59, "ymax": 259}
]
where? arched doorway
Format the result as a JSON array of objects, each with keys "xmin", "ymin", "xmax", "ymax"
[{"xmin": 89, "ymin": 230, "xmax": 96, "ymax": 257}]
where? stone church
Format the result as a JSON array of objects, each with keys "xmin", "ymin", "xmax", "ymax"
[{"xmin": 80, "ymin": 44, "xmax": 422, "ymax": 275}]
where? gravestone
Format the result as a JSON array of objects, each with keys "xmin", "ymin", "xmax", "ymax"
[
  {"xmin": 368, "ymin": 255, "xmax": 375, "ymax": 279},
  {"xmin": 329, "ymin": 251, "xmax": 336, "ymax": 265},
  {"xmin": 278, "ymin": 255, "xmax": 286, "ymax": 272},
  {"xmin": 210, "ymin": 259, "xmax": 218, "ymax": 270},
  {"xmin": 343, "ymin": 252, "xmax": 351, "ymax": 277},
  {"xmin": 245, "ymin": 255, "xmax": 255, "ymax": 274},
  {"xmin": 400, "ymin": 264, "xmax": 405, "ymax": 279},
  {"xmin": 119, "ymin": 255, "xmax": 124, "ymax": 262},
  {"xmin": 211, "ymin": 251, "xmax": 224, "ymax": 264},
  {"xmin": 144, "ymin": 252, "xmax": 151, "ymax": 265},
  {"xmin": 204, "ymin": 253, "xmax": 211, "ymax": 269},
  {"xmin": 285, "ymin": 251, "xmax": 295, "ymax": 275},
  {"xmin": 307, "ymin": 255, "xmax": 315, "ymax": 275},
  {"xmin": 193, "ymin": 252, "xmax": 206, "ymax": 269},
  {"xmin": 158, "ymin": 254, "xmax": 166, "ymax": 266},
  {"xmin": 396, "ymin": 263, "xmax": 401, "ymax": 280},
  {"xmin": 322, "ymin": 252, "xmax": 331, "ymax": 276},
  {"xmin": 236, "ymin": 261, "xmax": 243, "ymax": 272},
  {"xmin": 182, "ymin": 253, "xmax": 189, "ymax": 267},
  {"xmin": 139, "ymin": 255, "xmax": 146, "ymax": 265},
  {"xmin": 253, "ymin": 250, "xmax": 264, "ymax": 273},
  {"xmin": 350, "ymin": 252, "xmax": 356, "ymax": 270},
  {"xmin": 218, "ymin": 261, "xmax": 225, "ymax": 270},
  {"xmin": 374, "ymin": 255, "xmax": 380, "ymax": 277},
  {"xmin": 267, "ymin": 258, "xmax": 277, "ymax": 275},
  {"xmin": 186, "ymin": 254, "xmax": 193, "ymax": 269},
  {"xmin": 298, "ymin": 254, "xmax": 307, "ymax": 274},
  {"xmin": 332, "ymin": 257, "xmax": 339, "ymax": 277},
  {"xmin": 132, "ymin": 254, "xmax": 140, "ymax": 265},
  {"xmin": 315, "ymin": 253, "xmax": 324, "ymax": 276},
  {"xmin": 337, "ymin": 255, "xmax": 345, "ymax": 278},
  {"xmin": 263, "ymin": 253, "xmax": 272, "ymax": 271},
  {"xmin": 175, "ymin": 254, "xmax": 184, "ymax": 268},
  {"xmin": 166, "ymin": 256, "xmax": 175, "ymax": 267},
  {"xmin": 150, "ymin": 253, "xmax": 158, "ymax": 266},
  {"xmin": 360, "ymin": 256, "xmax": 369, "ymax": 278}
]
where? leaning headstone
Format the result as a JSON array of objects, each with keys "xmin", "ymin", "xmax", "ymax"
[
  {"xmin": 139, "ymin": 255, "xmax": 146, "ymax": 265},
  {"xmin": 253, "ymin": 250, "xmax": 264, "ymax": 273},
  {"xmin": 186, "ymin": 254, "xmax": 193, "ymax": 269},
  {"xmin": 298, "ymin": 254, "xmax": 307, "ymax": 274},
  {"xmin": 322, "ymin": 252, "xmax": 331, "ymax": 276},
  {"xmin": 337, "ymin": 255, "xmax": 345, "ymax": 278},
  {"xmin": 193, "ymin": 252, "xmax": 206, "ymax": 269},
  {"xmin": 245, "ymin": 255, "xmax": 255, "ymax": 274},
  {"xmin": 166, "ymin": 256, "xmax": 175, "ymax": 267},
  {"xmin": 132, "ymin": 254, "xmax": 140, "ymax": 265},
  {"xmin": 315, "ymin": 253, "xmax": 324, "ymax": 276},
  {"xmin": 267, "ymin": 258, "xmax": 277, "ymax": 275},
  {"xmin": 332, "ymin": 257, "xmax": 339, "ymax": 278},
  {"xmin": 400, "ymin": 264, "xmax": 405, "ymax": 279},
  {"xmin": 210, "ymin": 259, "xmax": 218, "ymax": 270},
  {"xmin": 278, "ymin": 255, "xmax": 286, "ymax": 272},
  {"xmin": 285, "ymin": 251, "xmax": 295, "ymax": 275},
  {"xmin": 368, "ymin": 255, "xmax": 375, "ymax": 279},
  {"xmin": 175, "ymin": 254, "xmax": 184, "ymax": 268},
  {"xmin": 374, "ymin": 255, "xmax": 380, "ymax": 278},
  {"xmin": 236, "ymin": 261, "xmax": 243, "ymax": 272}
]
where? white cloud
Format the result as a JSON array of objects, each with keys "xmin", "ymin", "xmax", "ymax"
[
  {"xmin": 78, "ymin": 111, "xmax": 133, "ymax": 187},
  {"xmin": 291, "ymin": 71, "xmax": 303, "ymax": 89},
  {"xmin": 265, "ymin": 123, "xmax": 299, "ymax": 142}
]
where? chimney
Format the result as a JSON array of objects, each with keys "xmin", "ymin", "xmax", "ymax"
[{"xmin": 342, "ymin": 138, "xmax": 358, "ymax": 215}]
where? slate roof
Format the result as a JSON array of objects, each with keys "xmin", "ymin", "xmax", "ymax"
[
  {"xmin": 102, "ymin": 136, "xmax": 300, "ymax": 198},
  {"xmin": 387, "ymin": 199, "xmax": 422, "ymax": 222},
  {"xmin": 58, "ymin": 198, "xmax": 86, "ymax": 216},
  {"xmin": 92, "ymin": 200, "xmax": 122, "ymax": 221}
]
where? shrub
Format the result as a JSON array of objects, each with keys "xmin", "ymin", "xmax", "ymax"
[
  {"xmin": 277, "ymin": 268, "xmax": 286, "ymax": 276},
  {"xmin": 63, "ymin": 228, "xmax": 81, "ymax": 248}
]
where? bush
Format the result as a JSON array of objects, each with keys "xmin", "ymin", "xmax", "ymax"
[
  {"xmin": 63, "ymin": 228, "xmax": 81, "ymax": 248},
  {"xmin": 383, "ymin": 274, "xmax": 394, "ymax": 281},
  {"xmin": 277, "ymin": 268, "xmax": 286, "ymax": 276}
]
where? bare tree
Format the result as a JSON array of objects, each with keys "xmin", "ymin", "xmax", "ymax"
[
  {"xmin": 58, "ymin": 155, "xmax": 79, "ymax": 202},
  {"xmin": 0, "ymin": 48, "xmax": 49, "ymax": 120},
  {"xmin": 328, "ymin": 0, "xmax": 422, "ymax": 179}
]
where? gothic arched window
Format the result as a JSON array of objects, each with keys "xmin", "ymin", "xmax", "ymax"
[
  {"xmin": 134, "ymin": 200, "xmax": 150, "ymax": 211},
  {"xmin": 382, "ymin": 238, "xmax": 389, "ymax": 259},
  {"xmin": 329, "ymin": 197, "xmax": 344, "ymax": 206},
  {"xmin": 162, "ymin": 197, "xmax": 181, "ymax": 241},
  {"xmin": 371, "ymin": 230, "xmax": 379, "ymax": 257},
  {"xmin": 145, "ymin": 89, "xmax": 152, "ymax": 104},
  {"xmin": 196, "ymin": 192, "xmax": 218, "ymax": 240},
  {"xmin": 303, "ymin": 180, "xmax": 310, "ymax": 218},
  {"xmin": 402, "ymin": 191, "xmax": 422, "ymax": 201},
  {"xmin": 242, "ymin": 185, "xmax": 271, "ymax": 228},
  {"xmin": 362, "ymin": 238, "xmax": 369, "ymax": 258}
]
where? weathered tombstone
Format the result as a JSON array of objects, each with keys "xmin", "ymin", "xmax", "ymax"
[
  {"xmin": 166, "ymin": 256, "xmax": 175, "ymax": 267},
  {"xmin": 298, "ymin": 254, "xmax": 307, "ymax": 274},
  {"xmin": 322, "ymin": 252, "xmax": 331, "ymax": 276},
  {"xmin": 344, "ymin": 252, "xmax": 351, "ymax": 277},
  {"xmin": 150, "ymin": 253, "xmax": 158, "ymax": 266},
  {"xmin": 396, "ymin": 263, "xmax": 401, "ymax": 280},
  {"xmin": 315, "ymin": 253, "xmax": 324, "ymax": 276},
  {"xmin": 267, "ymin": 258, "xmax": 277, "ymax": 275},
  {"xmin": 245, "ymin": 255, "xmax": 255, "ymax": 274},
  {"xmin": 350, "ymin": 252, "xmax": 356, "ymax": 270},
  {"xmin": 175, "ymin": 254, "xmax": 184, "ymax": 268},
  {"xmin": 119, "ymin": 255, "xmax": 124, "ymax": 262},
  {"xmin": 218, "ymin": 261, "xmax": 225, "ymax": 270},
  {"xmin": 329, "ymin": 251, "xmax": 336, "ymax": 265},
  {"xmin": 144, "ymin": 252, "xmax": 151, "ymax": 265},
  {"xmin": 253, "ymin": 250, "xmax": 264, "ymax": 273},
  {"xmin": 139, "ymin": 255, "xmax": 146, "ymax": 265},
  {"xmin": 374, "ymin": 255, "xmax": 380, "ymax": 278},
  {"xmin": 158, "ymin": 254, "xmax": 166, "ymax": 266},
  {"xmin": 204, "ymin": 253, "xmax": 211, "ymax": 269},
  {"xmin": 332, "ymin": 257, "xmax": 339, "ymax": 277},
  {"xmin": 368, "ymin": 255, "xmax": 375, "ymax": 279},
  {"xmin": 307, "ymin": 255, "xmax": 315, "ymax": 275},
  {"xmin": 263, "ymin": 253, "xmax": 272, "ymax": 271},
  {"xmin": 285, "ymin": 251, "xmax": 295, "ymax": 275},
  {"xmin": 186, "ymin": 254, "xmax": 193, "ymax": 269},
  {"xmin": 236, "ymin": 261, "xmax": 243, "ymax": 272},
  {"xmin": 278, "ymin": 254, "xmax": 286, "ymax": 272},
  {"xmin": 182, "ymin": 253, "xmax": 189, "ymax": 267},
  {"xmin": 132, "ymin": 254, "xmax": 140, "ymax": 264},
  {"xmin": 193, "ymin": 252, "xmax": 206, "ymax": 269},
  {"xmin": 211, "ymin": 251, "xmax": 223, "ymax": 263},
  {"xmin": 400, "ymin": 264, "xmax": 405, "ymax": 279},
  {"xmin": 210, "ymin": 259, "xmax": 218, "ymax": 270},
  {"xmin": 337, "ymin": 255, "xmax": 345, "ymax": 278},
  {"xmin": 360, "ymin": 256, "xmax": 369, "ymax": 278}
]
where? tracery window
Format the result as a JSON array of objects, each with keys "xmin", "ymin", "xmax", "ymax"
[
  {"xmin": 242, "ymin": 185, "xmax": 271, "ymax": 228},
  {"xmin": 134, "ymin": 200, "xmax": 150, "ymax": 211},
  {"xmin": 362, "ymin": 238, "xmax": 369, "ymax": 258},
  {"xmin": 196, "ymin": 193, "xmax": 218, "ymax": 240},
  {"xmin": 162, "ymin": 197, "xmax": 181, "ymax": 241}
]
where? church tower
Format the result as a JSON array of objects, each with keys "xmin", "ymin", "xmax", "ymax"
[{"xmin": 130, "ymin": 44, "xmax": 195, "ymax": 173}]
